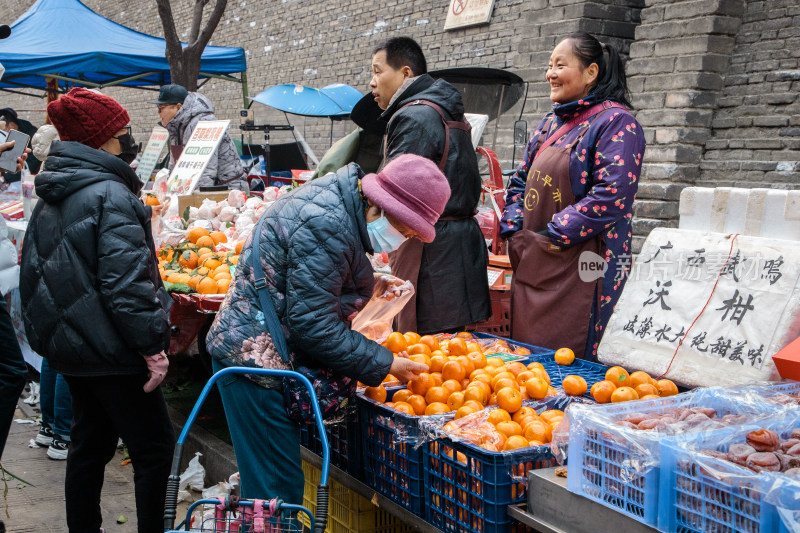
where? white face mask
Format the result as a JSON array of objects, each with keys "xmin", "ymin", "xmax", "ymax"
[{"xmin": 367, "ymin": 211, "xmax": 408, "ymax": 254}]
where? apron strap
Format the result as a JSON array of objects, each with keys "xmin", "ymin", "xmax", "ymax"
[
  {"xmin": 534, "ymin": 101, "xmax": 625, "ymax": 162},
  {"xmin": 383, "ymin": 99, "xmax": 472, "ymax": 172}
]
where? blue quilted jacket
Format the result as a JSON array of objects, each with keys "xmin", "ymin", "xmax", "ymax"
[{"xmin": 206, "ymin": 163, "xmax": 394, "ymax": 387}]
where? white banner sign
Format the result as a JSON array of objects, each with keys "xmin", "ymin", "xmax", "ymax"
[
  {"xmin": 167, "ymin": 119, "xmax": 229, "ymax": 194},
  {"xmin": 599, "ymin": 228, "xmax": 800, "ymax": 387},
  {"xmin": 444, "ymin": 0, "xmax": 496, "ymax": 30},
  {"xmin": 135, "ymin": 126, "xmax": 169, "ymax": 183}
]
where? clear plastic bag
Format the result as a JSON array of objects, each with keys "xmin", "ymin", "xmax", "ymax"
[
  {"xmin": 351, "ymin": 274, "xmax": 414, "ymax": 343},
  {"xmin": 659, "ymin": 410, "xmax": 800, "ymax": 533}
]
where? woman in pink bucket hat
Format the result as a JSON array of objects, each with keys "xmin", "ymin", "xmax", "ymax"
[{"xmin": 206, "ymin": 154, "xmax": 449, "ymax": 503}]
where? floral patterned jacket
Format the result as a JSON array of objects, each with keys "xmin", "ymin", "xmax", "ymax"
[
  {"xmin": 500, "ymin": 94, "xmax": 646, "ymax": 359},
  {"xmin": 206, "ymin": 164, "xmax": 394, "ymax": 388}
]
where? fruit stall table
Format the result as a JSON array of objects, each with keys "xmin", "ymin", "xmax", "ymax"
[
  {"xmin": 167, "ymin": 293, "xmax": 223, "ymax": 356},
  {"xmin": 507, "ymin": 468, "xmax": 658, "ymax": 533}
]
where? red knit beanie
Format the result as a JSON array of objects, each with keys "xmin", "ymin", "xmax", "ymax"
[{"xmin": 47, "ymin": 88, "xmax": 130, "ymax": 149}]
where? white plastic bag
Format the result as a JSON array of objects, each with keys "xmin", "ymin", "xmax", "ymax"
[{"xmin": 177, "ymin": 452, "xmax": 206, "ymax": 502}]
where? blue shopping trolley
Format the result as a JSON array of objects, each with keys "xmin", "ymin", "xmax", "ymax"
[{"xmin": 163, "ymin": 367, "xmax": 330, "ymax": 533}]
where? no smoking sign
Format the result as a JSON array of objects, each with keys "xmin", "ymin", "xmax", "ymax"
[{"xmin": 444, "ymin": 0, "xmax": 495, "ymax": 30}]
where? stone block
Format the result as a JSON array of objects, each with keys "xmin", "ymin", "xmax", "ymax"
[
  {"xmin": 654, "ymin": 35, "xmax": 735, "ymax": 57},
  {"xmin": 740, "ymin": 161, "xmax": 778, "ymax": 171},
  {"xmin": 675, "ymin": 54, "xmax": 731, "ymax": 73},
  {"xmin": 711, "ymin": 117, "xmax": 737, "ymax": 129},
  {"xmin": 665, "ymin": 91, "xmax": 719, "ymax": 108},
  {"xmin": 634, "ymin": 199, "xmax": 680, "ymax": 219},
  {"xmin": 744, "ymin": 138, "xmax": 783, "ymax": 149},
  {"xmin": 636, "ymin": 182, "xmax": 686, "ymax": 201},
  {"xmin": 704, "ymin": 139, "xmax": 729, "ymax": 150},
  {"xmin": 629, "ymin": 41, "xmax": 655, "ymax": 58},
  {"xmin": 752, "ymin": 116, "xmax": 790, "ymax": 127},
  {"xmin": 641, "ymin": 162, "xmax": 701, "ymax": 181},
  {"xmin": 525, "ymin": 7, "xmax": 566, "ymax": 24},
  {"xmin": 664, "ymin": 0, "xmax": 746, "ymax": 19},
  {"xmin": 780, "ymin": 127, "xmax": 800, "ymax": 137},
  {"xmin": 762, "ymin": 93, "xmax": 798, "ymax": 105},
  {"xmin": 637, "ymin": 109, "xmax": 713, "ymax": 128},
  {"xmin": 631, "ymin": 92, "xmax": 667, "ymax": 109},
  {"xmin": 627, "ymin": 57, "xmax": 675, "ymax": 75},
  {"xmin": 640, "ymin": 5, "xmax": 665, "ymax": 23},
  {"xmin": 632, "ymin": 217, "xmax": 679, "ymax": 237}
]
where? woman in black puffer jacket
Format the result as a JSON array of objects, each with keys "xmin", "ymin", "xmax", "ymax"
[{"xmin": 19, "ymin": 88, "xmax": 173, "ymax": 533}]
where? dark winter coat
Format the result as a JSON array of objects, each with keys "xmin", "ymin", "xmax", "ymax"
[
  {"xmin": 382, "ymin": 74, "xmax": 490, "ymax": 332},
  {"xmin": 19, "ymin": 141, "xmax": 171, "ymax": 376},
  {"xmin": 206, "ymin": 163, "xmax": 394, "ymax": 388},
  {"xmin": 165, "ymin": 92, "xmax": 245, "ymax": 189}
]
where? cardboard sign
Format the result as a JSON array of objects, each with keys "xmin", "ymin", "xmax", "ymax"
[
  {"xmin": 444, "ymin": 0, "xmax": 496, "ymax": 30},
  {"xmin": 167, "ymin": 119, "xmax": 229, "ymax": 194},
  {"xmin": 598, "ymin": 228, "xmax": 800, "ymax": 387},
  {"xmin": 135, "ymin": 126, "xmax": 169, "ymax": 183}
]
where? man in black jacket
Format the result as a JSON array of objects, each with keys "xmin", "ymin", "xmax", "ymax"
[
  {"xmin": 20, "ymin": 88, "xmax": 172, "ymax": 533},
  {"xmin": 369, "ymin": 37, "xmax": 490, "ymax": 334}
]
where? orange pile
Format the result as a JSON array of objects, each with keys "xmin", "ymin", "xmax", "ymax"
[
  {"xmin": 590, "ymin": 366, "xmax": 679, "ymax": 404},
  {"xmin": 157, "ymin": 227, "xmax": 245, "ymax": 295},
  {"xmin": 363, "ymin": 331, "xmax": 559, "ymax": 420}
]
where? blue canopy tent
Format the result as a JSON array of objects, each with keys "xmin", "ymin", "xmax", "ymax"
[{"xmin": 0, "ymin": 0, "xmax": 247, "ymax": 104}]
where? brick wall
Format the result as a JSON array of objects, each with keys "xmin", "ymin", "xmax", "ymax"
[
  {"xmin": 0, "ymin": 0, "xmax": 641, "ymax": 163},
  {"xmin": 700, "ymin": 0, "xmax": 800, "ymax": 188},
  {"xmin": 624, "ymin": 0, "xmax": 747, "ymax": 252},
  {"xmin": 0, "ymin": 0, "xmax": 797, "ymax": 250}
]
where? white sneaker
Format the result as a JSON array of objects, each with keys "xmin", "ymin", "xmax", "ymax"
[
  {"xmin": 46, "ymin": 437, "xmax": 69, "ymax": 460},
  {"xmin": 35, "ymin": 425, "xmax": 54, "ymax": 447}
]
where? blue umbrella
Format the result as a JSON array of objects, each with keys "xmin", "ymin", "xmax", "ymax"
[{"xmin": 250, "ymin": 83, "xmax": 362, "ymax": 117}]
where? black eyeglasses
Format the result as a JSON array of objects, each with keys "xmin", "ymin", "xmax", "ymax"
[{"xmin": 113, "ymin": 126, "xmax": 132, "ymax": 139}]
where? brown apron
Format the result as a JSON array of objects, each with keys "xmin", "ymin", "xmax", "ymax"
[
  {"xmin": 509, "ymin": 115, "xmax": 606, "ymax": 357},
  {"xmin": 383, "ymin": 100, "xmax": 471, "ymax": 333}
]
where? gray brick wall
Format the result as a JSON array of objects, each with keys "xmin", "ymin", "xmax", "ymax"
[
  {"xmin": 0, "ymin": 0, "xmax": 796, "ymax": 251},
  {"xmin": 0, "ymin": 0, "xmax": 641, "ymax": 164},
  {"xmin": 624, "ymin": 0, "xmax": 747, "ymax": 252},
  {"xmin": 700, "ymin": 0, "xmax": 800, "ymax": 188}
]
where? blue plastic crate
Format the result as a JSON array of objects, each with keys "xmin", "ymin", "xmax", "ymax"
[
  {"xmin": 772, "ymin": 474, "xmax": 800, "ymax": 533},
  {"xmin": 299, "ymin": 407, "xmax": 362, "ymax": 479},
  {"xmin": 358, "ymin": 387, "xmax": 427, "ymax": 515},
  {"xmin": 657, "ymin": 413, "xmax": 800, "ymax": 533},
  {"xmin": 423, "ymin": 398, "xmax": 563, "ymax": 533},
  {"xmin": 473, "ymin": 332, "xmax": 609, "ymax": 400},
  {"xmin": 566, "ymin": 391, "xmax": 754, "ymax": 528}
]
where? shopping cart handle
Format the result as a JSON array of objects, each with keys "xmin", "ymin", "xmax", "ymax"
[{"xmin": 164, "ymin": 366, "xmax": 331, "ymax": 532}]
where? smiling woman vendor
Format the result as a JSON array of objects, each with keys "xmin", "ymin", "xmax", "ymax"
[{"xmin": 500, "ymin": 32, "xmax": 646, "ymax": 361}]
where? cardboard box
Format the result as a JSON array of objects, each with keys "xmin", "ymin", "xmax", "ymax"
[
  {"xmin": 488, "ymin": 254, "xmax": 512, "ymax": 290},
  {"xmin": 177, "ymin": 191, "xmax": 231, "ymax": 214},
  {"xmin": 772, "ymin": 336, "xmax": 800, "ymax": 381}
]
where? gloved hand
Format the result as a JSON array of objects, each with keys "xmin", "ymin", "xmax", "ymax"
[{"xmin": 143, "ymin": 351, "xmax": 169, "ymax": 393}]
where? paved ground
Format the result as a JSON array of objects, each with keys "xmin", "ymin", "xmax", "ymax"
[{"xmin": 1, "ymin": 396, "xmax": 193, "ymax": 533}]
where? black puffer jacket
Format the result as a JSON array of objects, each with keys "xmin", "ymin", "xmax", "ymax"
[
  {"xmin": 382, "ymin": 74, "xmax": 490, "ymax": 332},
  {"xmin": 206, "ymin": 164, "xmax": 394, "ymax": 387},
  {"xmin": 19, "ymin": 141, "xmax": 171, "ymax": 376}
]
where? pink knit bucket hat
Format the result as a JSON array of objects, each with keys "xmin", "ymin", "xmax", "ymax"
[{"xmin": 361, "ymin": 154, "xmax": 451, "ymax": 243}]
